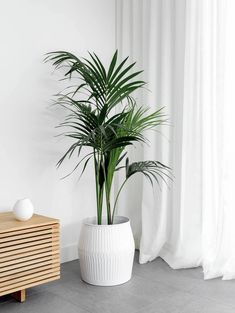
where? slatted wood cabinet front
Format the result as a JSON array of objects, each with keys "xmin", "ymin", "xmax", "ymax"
[{"xmin": 0, "ymin": 213, "xmax": 60, "ymax": 299}]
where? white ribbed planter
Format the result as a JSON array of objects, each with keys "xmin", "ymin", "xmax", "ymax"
[{"xmin": 78, "ymin": 216, "xmax": 135, "ymax": 286}]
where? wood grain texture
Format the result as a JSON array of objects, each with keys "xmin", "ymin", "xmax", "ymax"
[
  {"xmin": 0, "ymin": 268, "xmax": 60, "ymax": 287},
  {"xmin": 0, "ymin": 242, "xmax": 59, "ymax": 258},
  {"xmin": 0, "ymin": 249, "xmax": 59, "ymax": 265},
  {"xmin": 1, "ymin": 275, "xmax": 60, "ymax": 296},
  {"xmin": 0, "ymin": 212, "xmax": 59, "ymax": 233},
  {"xmin": 0, "ymin": 212, "xmax": 60, "ymax": 298},
  {"xmin": 0, "ymin": 263, "xmax": 60, "ymax": 283},
  {"xmin": 0, "ymin": 224, "xmax": 59, "ymax": 238},
  {"xmin": 0, "ymin": 228, "xmax": 59, "ymax": 243},
  {"xmin": 0, "ymin": 238, "xmax": 59, "ymax": 253}
]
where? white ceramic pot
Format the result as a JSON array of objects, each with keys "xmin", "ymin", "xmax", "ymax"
[
  {"xmin": 13, "ymin": 198, "xmax": 34, "ymax": 221},
  {"xmin": 78, "ymin": 216, "xmax": 135, "ymax": 286}
]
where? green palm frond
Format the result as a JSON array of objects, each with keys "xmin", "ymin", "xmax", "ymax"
[
  {"xmin": 111, "ymin": 158, "xmax": 172, "ymax": 223},
  {"xmin": 124, "ymin": 97, "xmax": 168, "ymax": 134},
  {"xmin": 125, "ymin": 158, "xmax": 172, "ymax": 186},
  {"xmin": 45, "ymin": 50, "xmax": 145, "ymax": 119},
  {"xmin": 45, "ymin": 50, "xmax": 172, "ymax": 224}
]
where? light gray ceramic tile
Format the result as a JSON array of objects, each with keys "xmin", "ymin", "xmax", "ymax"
[
  {"xmin": 137, "ymin": 290, "xmax": 235, "ymax": 313},
  {"xmin": 0, "ymin": 291, "xmax": 89, "ymax": 313},
  {"xmin": 189, "ymin": 278, "xmax": 235, "ymax": 308},
  {"xmin": 133, "ymin": 254, "xmax": 204, "ymax": 292},
  {"xmin": 87, "ymin": 291, "xmax": 152, "ymax": 313},
  {"xmin": 179, "ymin": 295, "xmax": 235, "ymax": 313}
]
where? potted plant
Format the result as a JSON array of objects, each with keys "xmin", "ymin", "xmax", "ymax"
[{"xmin": 45, "ymin": 51, "xmax": 170, "ymax": 286}]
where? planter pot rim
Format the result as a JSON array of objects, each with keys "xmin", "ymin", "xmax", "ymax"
[{"xmin": 82, "ymin": 216, "xmax": 129, "ymax": 227}]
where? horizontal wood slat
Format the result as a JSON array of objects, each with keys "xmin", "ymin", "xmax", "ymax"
[
  {"xmin": 0, "ymin": 271, "xmax": 60, "ymax": 293},
  {"xmin": 0, "ymin": 250, "xmax": 59, "ymax": 267},
  {"xmin": 0, "ymin": 263, "xmax": 59, "ymax": 283},
  {"xmin": 0, "ymin": 275, "xmax": 60, "ymax": 296},
  {"xmin": 0, "ymin": 259, "xmax": 60, "ymax": 278},
  {"xmin": 0, "ymin": 255, "xmax": 60, "ymax": 273},
  {"xmin": 0, "ymin": 224, "xmax": 59, "ymax": 239},
  {"xmin": 0, "ymin": 238, "xmax": 59, "ymax": 253},
  {"xmin": 0, "ymin": 245, "xmax": 59, "ymax": 263},
  {"xmin": 0, "ymin": 234, "xmax": 59, "ymax": 248},
  {"xmin": 0, "ymin": 212, "xmax": 60, "ymax": 299},
  {"xmin": 0, "ymin": 229, "xmax": 59, "ymax": 243},
  {"xmin": 0, "ymin": 242, "xmax": 59, "ymax": 259},
  {"xmin": 0, "ymin": 268, "xmax": 60, "ymax": 288}
]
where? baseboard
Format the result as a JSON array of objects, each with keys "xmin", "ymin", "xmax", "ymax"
[{"xmin": 61, "ymin": 244, "xmax": 78, "ymax": 263}]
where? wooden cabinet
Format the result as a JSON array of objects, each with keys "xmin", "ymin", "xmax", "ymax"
[{"xmin": 0, "ymin": 212, "xmax": 60, "ymax": 302}]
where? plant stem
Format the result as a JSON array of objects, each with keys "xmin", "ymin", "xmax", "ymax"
[
  {"xmin": 94, "ymin": 149, "xmax": 102, "ymax": 225},
  {"xmin": 93, "ymin": 150, "xmax": 99, "ymax": 224},
  {"xmin": 98, "ymin": 186, "xmax": 103, "ymax": 224},
  {"xmin": 105, "ymin": 186, "xmax": 111, "ymax": 224},
  {"xmin": 111, "ymin": 179, "xmax": 128, "ymax": 224},
  {"xmin": 101, "ymin": 158, "xmax": 112, "ymax": 225}
]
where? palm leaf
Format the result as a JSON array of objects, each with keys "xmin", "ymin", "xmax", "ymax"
[
  {"xmin": 125, "ymin": 158, "xmax": 172, "ymax": 186},
  {"xmin": 46, "ymin": 50, "xmax": 171, "ymax": 225}
]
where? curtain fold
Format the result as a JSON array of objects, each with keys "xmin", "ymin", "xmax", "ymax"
[{"xmin": 116, "ymin": 0, "xmax": 235, "ymax": 279}]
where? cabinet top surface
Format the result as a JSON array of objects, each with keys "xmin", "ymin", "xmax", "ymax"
[{"xmin": 0, "ymin": 212, "xmax": 59, "ymax": 233}]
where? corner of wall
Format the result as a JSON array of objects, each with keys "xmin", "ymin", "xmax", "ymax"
[{"xmin": 61, "ymin": 244, "xmax": 78, "ymax": 264}]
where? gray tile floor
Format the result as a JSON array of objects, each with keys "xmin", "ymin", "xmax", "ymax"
[{"xmin": 1, "ymin": 252, "xmax": 235, "ymax": 313}]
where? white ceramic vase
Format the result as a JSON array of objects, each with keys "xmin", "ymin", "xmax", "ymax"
[
  {"xmin": 78, "ymin": 216, "xmax": 135, "ymax": 286},
  {"xmin": 13, "ymin": 198, "xmax": 34, "ymax": 221}
]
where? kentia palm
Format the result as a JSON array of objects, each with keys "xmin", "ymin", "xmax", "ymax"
[{"xmin": 45, "ymin": 51, "xmax": 171, "ymax": 285}]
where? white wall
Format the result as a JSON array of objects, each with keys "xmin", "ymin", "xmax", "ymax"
[{"xmin": 0, "ymin": 0, "xmax": 116, "ymax": 262}]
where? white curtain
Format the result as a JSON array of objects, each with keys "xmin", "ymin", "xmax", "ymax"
[{"xmin": 116, "ymin": 0, "xmax": 235, "ymax": 279}]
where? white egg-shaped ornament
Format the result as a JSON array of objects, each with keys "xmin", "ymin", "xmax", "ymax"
[{"xmin": 13, "ymin": 198, "xmax": 34, "ymax": 221}]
